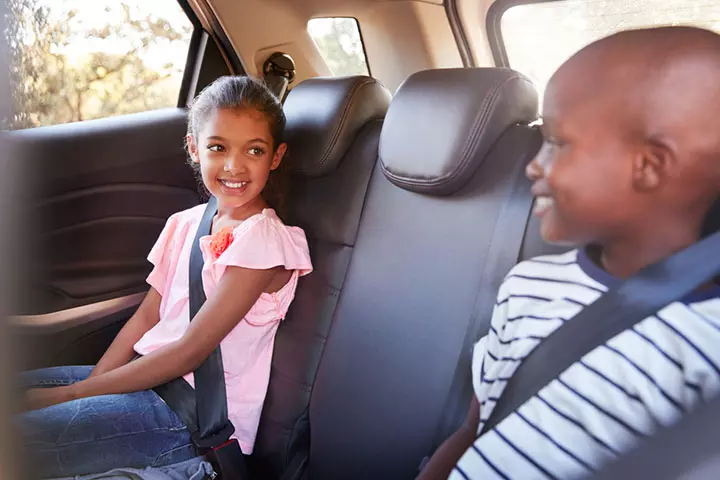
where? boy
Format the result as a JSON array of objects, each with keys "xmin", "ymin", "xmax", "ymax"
[{"xmin": 420, "ymin": 26, "xmax": 720, "ymax": 479}]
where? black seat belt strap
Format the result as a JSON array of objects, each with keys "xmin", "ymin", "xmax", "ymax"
[
  {"xmin": 188, "ymin": 196, "xmax": 235, "ymax": 446},
  {"xmin": 481, "ymin": 229, "xmax": 720, "ymax": 434},
  {"xmin": 153, "ymin": 196, "xmax": 248, "ymax": 478}
]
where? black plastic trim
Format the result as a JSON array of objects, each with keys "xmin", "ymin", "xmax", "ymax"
[
  {"xmin": 178, "ymin": 27, "xmax": 203, "ymax": 106},
  {"xmin": 198, "ymin": 0, "xmax": 245, "ymax": 75},
  {"xmin": 446, "ymin": 0, "xmax": 475, "ymax": 67},
  {"xmin": 487, "ymin": 0, "xmax": 563, "ymax": 66},
  {"xmin": 177, "ymin": 0, "xmax": 203, "ymax": 29},
  {"xmin": 176, "ymin": 0, "xmax": 245, "ymax": 106}
]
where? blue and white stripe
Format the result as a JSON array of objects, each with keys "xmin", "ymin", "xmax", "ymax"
[{"xmin": 453, "ymin": 249, "xmax": 720, "ymax": 479}]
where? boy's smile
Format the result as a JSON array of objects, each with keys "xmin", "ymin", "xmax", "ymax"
[{"xmin": 526, "ymin": 26, "xmax": 720, "ymax": 277}]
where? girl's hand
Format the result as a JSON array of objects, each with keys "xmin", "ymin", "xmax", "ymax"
[{"xmin": 24, "ymin": 386, "xmax": 75, "ymax": 411}]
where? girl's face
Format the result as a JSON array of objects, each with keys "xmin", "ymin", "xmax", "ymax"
[{"xmin": 187, "ymin": 107, "xmax": 287, "ymax": 215}]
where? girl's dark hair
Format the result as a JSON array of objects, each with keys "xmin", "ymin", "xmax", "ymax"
[{"xmin": 186, "ymin": 76, "xmax": 289, "ymax": 216}]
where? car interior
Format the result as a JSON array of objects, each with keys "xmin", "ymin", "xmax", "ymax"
[{"xmin": 5, "ymin": 0, "xmax": 720, "ymax": 478}]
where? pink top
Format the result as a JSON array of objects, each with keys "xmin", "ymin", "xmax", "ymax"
[{"xmin": 133, "ymin": 204, "xmax": 312, "ymax": 453}]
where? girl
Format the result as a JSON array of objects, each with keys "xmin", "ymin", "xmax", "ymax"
[{"xmin": 17, "ymin": 76, "xmax": 312, "ymax": 478}]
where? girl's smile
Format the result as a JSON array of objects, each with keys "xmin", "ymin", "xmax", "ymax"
[{"xmin": 187, "ymin": 107, "xmax": 286, "ymax": 219}]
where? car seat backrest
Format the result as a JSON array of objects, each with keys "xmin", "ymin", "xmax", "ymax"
[
  {"xmin": 248, "ymin": 76, "xmax": 391, "ymax": 478},
  {"xmin": 307, "ymin": 68, "xmax": 540, "ymax": 479}
]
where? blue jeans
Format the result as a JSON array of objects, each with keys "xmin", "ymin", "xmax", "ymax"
[{"xmin": 17, "ymin": 366, "xmax": 197, "ymax": 478}]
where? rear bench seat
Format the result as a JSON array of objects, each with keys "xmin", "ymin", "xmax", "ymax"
[
  {"xmin": 248, "ymin": 76, "xmax": 392, "ymax": 478},
  {"xmin": 249, "ymin": 68, "xmax": 544, "ymax": 479},
  {"xmin": 303, "ymin": 68, "xmax": 541, "ymax": 479}
]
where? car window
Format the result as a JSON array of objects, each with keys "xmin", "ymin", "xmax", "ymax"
[
  {"xmin": 498, "ymin": 0, "xmax": 720, "ymax": 100},
  {"xmin": 6, "ymin": 0, "xmax": 194, "ymax": 129},
  {"xmin": 307, "ymin": 17, "xmax": 370, "ymax": 76}
]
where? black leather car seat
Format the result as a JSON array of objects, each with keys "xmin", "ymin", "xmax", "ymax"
[
  {"xmin": 305, "ymin": 68, "xmax": 541, "ymax": 479},
  {"xmin": 248, "ymin": 76, "xmax": 391, "ymax": 479}
]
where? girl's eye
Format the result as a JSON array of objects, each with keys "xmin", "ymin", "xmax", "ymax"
[
  {"xmin": 207, "ymin": 144, "xmax": 225, "ymax": 153},
  {"xmin": 248, "ymin": 147, "xmax": 265, "ymax": 156}
]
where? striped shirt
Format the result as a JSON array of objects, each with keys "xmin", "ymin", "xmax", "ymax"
[{"xmin": 451, "ymin": 248, "xmax": 720, "ymax": 479}]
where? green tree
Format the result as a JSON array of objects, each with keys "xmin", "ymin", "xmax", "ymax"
[
  {"xmin": 6, "ymin": 0, "xmax": 191, "ymax": 129},
  {"xmin": 310, "ymin": 18, "xmax": 368, "ymax": 77}
]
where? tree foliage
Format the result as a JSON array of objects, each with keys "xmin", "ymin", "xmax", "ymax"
[
  {"xmin": 4, "ymin": 3, "xmax": 369, "ymax": 130},
  {"xmin": 5, "ymin": 0, "xmax": 192, "ymax": 129},
  {"xmin": 309, "ymin": 18, "xmax": 369, "ymax": 77}
]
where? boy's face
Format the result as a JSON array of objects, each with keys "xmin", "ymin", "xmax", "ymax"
[{"xmin": 526, "ymin": 75, "xmax": 641, "ymax": 246}]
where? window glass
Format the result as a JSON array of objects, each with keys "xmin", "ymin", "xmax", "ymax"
[
  {"xmin": 307, "ymin": 18, "xmax": 369, "ymax": 76},
  {"xmin": 500, "ymin": 0, "xmax": 720, "ymax": 100},
  {"xmin": 6, "ymin": 0, "xmax": 194, "ymax": 129}
]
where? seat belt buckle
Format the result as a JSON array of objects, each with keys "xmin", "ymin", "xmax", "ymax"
[
  {"xmin": 191, "ymin": 423, "xmax": 236, "ymax": 450},
  {"xmin": 205, "ymin": 438, "xmax": 249, "ymax": 479}
]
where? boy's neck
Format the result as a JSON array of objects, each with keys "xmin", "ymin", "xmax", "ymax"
[{"xmin": 598, "ymin": 226, "xmax": 702, "ymax": 279}]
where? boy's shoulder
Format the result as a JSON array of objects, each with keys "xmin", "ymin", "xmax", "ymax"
[
  {"xmin": 496, "ymin": 249, "xmax": 597, "ymax": 306},
  {"xmin": 506, "ymin": 249, "xmax": 581, "ymax": 279}
]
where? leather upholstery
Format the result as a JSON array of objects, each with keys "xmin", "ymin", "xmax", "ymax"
[
  {"xmin": 248, "ymin": 77, "xmax": 386, "ymax": 479},
  {"xmin": 284, "ymin": 76, "xmax": 391, "ymax": 177},
  {"xmin": 306, "ymin": 69, "xmax": 542, "ymax": 479},
  {"xmin": 379, "ymin": 68, "xmax": 538, "ymax": 195},
  {"xmin": 253, "ymin": 68, "xmax": 550, "ymax": 479}
]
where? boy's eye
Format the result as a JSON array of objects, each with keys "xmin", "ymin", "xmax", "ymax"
[
  {"xmin": 248, "ymin": 147, "xmax": 265, "ymax": 156},
  {"xmin": 544, "ymin": 137, "xmax": 565, "ymax": 148},
  {"xmin": 207, "ymin": 144, "xmax": 225, "ymax": 153}
]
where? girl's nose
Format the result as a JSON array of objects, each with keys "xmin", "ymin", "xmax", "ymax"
[{"xmin": 224, "ymin": 154, "xmax": 247, "ymax": 173}]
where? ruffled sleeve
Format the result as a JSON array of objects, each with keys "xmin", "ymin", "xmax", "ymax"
[
  {"xmin": 146, "ymin": 212, "xmax": 181, "ymax": 294},
  {"xmin": 205, "ymin": 210, "xmax": 312, "ymax": 276}
]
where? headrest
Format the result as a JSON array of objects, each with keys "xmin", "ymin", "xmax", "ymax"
[
  {"xmin": 380, "ymin": 68, "xmax": 539, "ymax": 195},
  {"xmin": 284, "ymin": 76, "xmax": 391, "ymax": 177}
]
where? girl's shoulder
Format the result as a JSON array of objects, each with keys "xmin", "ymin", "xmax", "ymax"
[
  {"xmin": 168, "ymin": 203, "xmax": 209, "ymax": 226},
  {"xmin": 212, "ymin": 209, "xmax": 312, "ymax": 275},
  {"xmin": 232, "ymin": 208, "xmax": 306, "ymax": 241}
]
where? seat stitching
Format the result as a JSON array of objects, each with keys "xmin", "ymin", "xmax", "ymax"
[
  {"xmin": 297, "ymin": 78, "xmax": 380, "ymax": 175},
  {"xmin": 381, "ymin": 75, "xmax": 535, "ymax": 189},
  {"xmin": 381, "ymin": 74, "xmax": 524, "ymax": 187},
  {"xmin": 317, "ymin": 79, "xmax": 374, "ymax": 170}
]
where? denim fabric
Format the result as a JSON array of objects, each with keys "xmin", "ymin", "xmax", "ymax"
[
  {"xmin": 48, "ymin": 456, "xmax": 214, "ymax": 480},
  {"xmin": 17, "ymin": 366, "xmax": 197, "ymax": 478}
]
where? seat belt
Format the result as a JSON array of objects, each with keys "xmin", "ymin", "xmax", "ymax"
[
  {"xmin": 420, "ymin": 126, "xmax": 542, "ymax": 471},
  {"xmin": 480, "ymin": 228, "xmax": 720, "ymax": 435},
  {"xmin": 153, "ymin": 196, "xmax": 249, "ymax": 479},
  {"xmin": 263, "ymin": 52, "xmax": 296, "ymax": 102}
]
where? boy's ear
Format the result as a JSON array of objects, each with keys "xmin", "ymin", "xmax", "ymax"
[
  {"xmin": 186, "ymin": 135, "xmax": 200, "ymax": 163},
  {"xmin": 632, "ymin": 139, "xmax": 674, "ymax": 192},
  {"xmin": 271, "ymin": 143, "xmax": 287, "ymax": 171}
]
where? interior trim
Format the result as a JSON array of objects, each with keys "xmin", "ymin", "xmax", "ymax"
[
  {"xmin": 446, "ymin": 0, "xmax": 476, "ymax": 67},
  {"xmin": 486, "ymin": 0, "xmax": 562, "ymax": 66},
  {"xmin": 194, "ymin": 0, "xmax": 245, "ymax": 75},
  {"xmin": 177, "ymin": 0, "xmax": 204, "ymax": 105},
  {"xmin": 179, "ymin": 27, "xmax": 205, "ymax": 106},
  {"xmin": 37, "ymin": 183, "xmax": 198, "ymax": 208},
  {"xmin": 10, "ymin": 292, "xmax": 146, "ymax": 334}
]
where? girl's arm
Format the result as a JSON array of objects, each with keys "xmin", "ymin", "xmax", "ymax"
[
  {"xmin": 69, "ymin": 265, "xmax": 281, "ymax": 399},
  {"xmin": 88, "ymin": 288, "xmax": 162, "ymax": 378}
]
